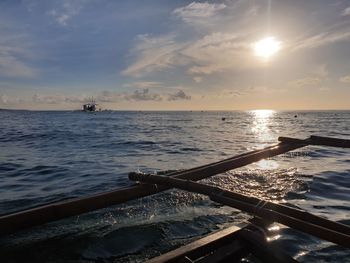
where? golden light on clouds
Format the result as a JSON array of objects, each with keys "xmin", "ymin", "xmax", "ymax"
[{"xmin": 254, "ymin": 37, "xmax": 281, "ymax": 59}]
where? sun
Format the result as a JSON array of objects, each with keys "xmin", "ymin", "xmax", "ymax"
[{"xmin": 254, "ymin": 37, "xmax": 281, "ymax": 59}]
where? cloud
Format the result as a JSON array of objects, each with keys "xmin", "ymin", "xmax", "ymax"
[
  {"xmin": 0, "ymin": 54, "xmax": 38, "ymax": 78},
  {"xmin": 122, "ymin": 34, "xmax": 186, "ymax": 77},
  {"xmin": 0, "ymin": 45, "xmax": 38, "ymax": 78},
  {"xmin": 0, "ymin": 94, "xmax": 24, "ymax": 105},
  {"xmin": 293, "ymin": 21, "xmax": 350, "ymax": 50},
  {"xmin": 193, "ymin": 76, "xmax": 202, "ymax": 83},
  {"xmin": 173, "ymin": 2, "xmax": 226, "ymax": 23},
  {"xmin": 167, "ymin": 90, "xmax": 191, "ymax": 101},
  {"xmin": 287, "ymin": 77, "xmax": 321, "ymax": 88},
  {"xmin": 312, "ymin": 64, "xmax": 328, "ymax": 78},
  {"xmin": 94, "ymin": 90, "xmax": 123, "ymax": 103},
  {"xmin": 33, "ymin": 94, "xmax": 67, "ymax": 104},
  {"xmin": 125, "ymin": 89, "xmax": 163, "ymax": 101},
  {"xmin": 32, "ymin": 93, "xmax": 88, "ymax": 104},
  {"xmin": 215, "ymin": 89, "xmax": 244, "ymax": 98},
  {"xmin": 123, "ymin": 81, "xmax": 163, "ymax": 89},
  {"xmin": 339, "ymin": 74, "xmax": 350, "ymax": 83},
  {"xmin": 48, "ymin": 0, "xmax": 86, "ymax": 26},
  {"xmin": 0, "ymin": 15, "xmax": 41, "ymax": 79},
  {"xmin": 96, "ymin": 89, "xmax": 163, "ymax": 102},
  {"xmin": 121, "ymin": 1, "xmax": 266, "ymax": 78},
  {"xmin": 0, "ymin": 94, "xmax": 10, "ymax": 104},
  {"xmin": 342, "ymin": 7, "xmax": 350, "ymax": 16},
  {"xmin": 182, "ymin": 32, "xmax": 252, "ymax": 75},
  {"xmin": 97, "ymin": 89, "xmax": 191, "ymax": 102},
  {"xmin": 31, "ymin": 89, "xmax": 166, "ymax": 105},
  {"xmin": 123, "ymin": 32, "xmax": 253, "ymax": 78}
]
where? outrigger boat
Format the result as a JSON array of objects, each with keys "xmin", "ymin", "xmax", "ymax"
[
  {"xmin": 0, "ymin": 135, "xmax": 349, "ymax": 262},
  {"xmin": 82, "ymin": 98, "xmax": 98, "ymax": 112}
]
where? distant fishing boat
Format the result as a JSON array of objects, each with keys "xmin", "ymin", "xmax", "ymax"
[{"xmin": 82, "ymin": 98, "xmax": 97, "ymax": 112}]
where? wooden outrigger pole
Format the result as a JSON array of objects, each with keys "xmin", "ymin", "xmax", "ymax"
[
  {"xmin": 128, "ymin": 173, "xmax": 350, "ymax": 248},
  {"xmin": 0, "ymin": 135, "xmax": 349, "ymax": 239},
  {"xmin": 0, "ymin": 138, "xmax": 306, "ymax": 234}
]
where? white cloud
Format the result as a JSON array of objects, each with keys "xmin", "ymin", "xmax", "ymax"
[
  {"xmin": 48, "ymin": 0, "xmax": 86, "ymax": 26},
  {"xmin": 122, "ymin": 34, "xmax": 186, "ymax": 77},
  {"xmin": 122, "ymin": 1, "xmax": 350, "ymax": 81},
  {"xmin": 193, "ymin": 76, "xmax": 202, "ymax": 83},
  {"xmin": 32, "ymin": 93, "xmax": 89, "ymax": 104},
  {"xmin": 0, "ymin": 17, "xmax": 41, "ymax": 79},
  {"xmin": 0, "ymin": 45, "xmax": 38, "ymax": 78},
  {"xmin": 342, "ymin": 7, "xmax": 350, "ymax": 16},
  {"xmin": 0, "ymin": 55, "xmax": 38, "ymax": 78},
  {"xmin": 173, "ymin": 2, "xmax": 226, "ymax": 23},
  {"xmin": 288, "ymin": 77, "xmax": 321, "ymax": 88},
  {"xmin": 123, "ymin": 81, "xmax": 163, "ymax": 89},
  {"xmin": 182, "ymin": 32, "xmax": 252, "ymax": 75},
  {"xmin": 0, "ymin": 94, "xmax": 10, "ymax": 104},
  {"xmin": 0, "ymin": 94, "xmax": 24, "ymax": 104},
  {"xmin": 339, "ymin": 74, "xmax": 350, "ymax": 83},
  {"xmin": 123, "ymin": 32, "xmax": 254, "ymax": 78},
  {"xmin": 293, "ymin": 22, "xmax": 350, "ymax": 50}
]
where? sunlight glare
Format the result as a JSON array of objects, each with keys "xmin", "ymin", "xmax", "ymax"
[
  {"xmin": 250, "ymin": 109, "xmax": 275, "ymax": 142},
  {"xmin": 254, "ymin": 37, "xmax": 281, "ymax": 59},
  {"xmin": 251, "ymin": 109, "xmax": 275, "ymax": 118},
  {"xmin": 256, "ymin": 159, "xmax": 279, "ymax": 170}
]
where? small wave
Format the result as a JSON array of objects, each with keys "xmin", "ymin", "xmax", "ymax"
[
  {"xmin": 82, "ymin": 224, "xmax": 164, "ymax": 259},
  {"xmin": 204, "ymin": 168, "xmax": 309, "ymax": 201},
  {"xmin": 0, "ymin": 162, "xmax": 23, "ymax": 172},
  {"xmin": 122, "ymin": 140, "xmax": 157, "ymax": 145},
  {"xmin": 180, "ymin": 147, "xmax": 203, "ymax": 152}
]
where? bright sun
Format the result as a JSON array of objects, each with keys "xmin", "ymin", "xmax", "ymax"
[{"xmin": 254, "ymin": 37, "xmax": 281, "ymax": 59}]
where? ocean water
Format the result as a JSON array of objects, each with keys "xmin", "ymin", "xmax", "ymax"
[{"xmin": 0, "ymin": 110, "xmax": 349, "ymax": 262}]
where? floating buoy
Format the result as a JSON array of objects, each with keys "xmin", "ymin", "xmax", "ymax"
[
  {"xmin": 222, "ymin": 117, "xmax": 226, "ymax": 121},
  {"xmin": 294, "ymin": 115, "xmax": 297, "ymax": 118}
]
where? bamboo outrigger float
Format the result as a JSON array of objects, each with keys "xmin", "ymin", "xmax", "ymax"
[{"xmin": 1, "ymin": 135, "xmax": 350, "ymax": 262}]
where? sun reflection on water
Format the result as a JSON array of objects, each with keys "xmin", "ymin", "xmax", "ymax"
[
  {"xmin": 266, "ymin": 234, "xmax": 281, "ymax": 242},
  {"xmin": 256, "ymin": 159, "xmax": 279, "ymax": 170},
  {"xmin": 249, "ymin": 109, "xmax": 276, "ymax": 142}
]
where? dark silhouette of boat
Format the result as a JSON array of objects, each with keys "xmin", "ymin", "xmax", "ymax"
[{"xmin": 82, "ymin": 98, "xmax": 97, "ymax": 112}]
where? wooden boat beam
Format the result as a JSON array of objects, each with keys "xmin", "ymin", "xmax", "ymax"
[
  {"xmin": 129, "ymin": 173, "xmax": 350, "ymax": 248},
  {"xmin": 279, "ymin": 135, "xmax": 350, "ymax": 148},
  {"xmin": 144, "ymin": 224, "xmax": 249, "ymax": 263},
  {"xmin": 145, "ymin": 222, "xmax": 298, "ymax": 263},
  {"xmin": 1, "ymin": 135, "xmax": 349, "ymax": 235},
  {"xmin": 0, "ymin": 139, "xmax": 307, "ymax": 235}
]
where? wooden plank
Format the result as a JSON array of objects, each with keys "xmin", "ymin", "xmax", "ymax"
[
  {"xmin": 145, "ymin": 224, "xmax": 246, "ymax": 263},
  {"xmin": 310, "ymin": 135, "xmax": 350, "ymax": 148},
  {"xmin": 278, "ymin": 135, "xmax": 350, "ymax": 148},
  {"xmin": 193, "ymin": 239, "xmax": 248, "ymax": 263},
  {"xmin": 0, "ymin": 141, "xmax": 306, "ymax": 235},
  {"xmin": 239, "ymin": 229, "xmax": 298, "ymax": 263}
]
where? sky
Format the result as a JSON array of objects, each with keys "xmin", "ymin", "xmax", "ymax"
[{"xmin": 1, "ymin": 0, "xmax": 350, "ymax": 110}]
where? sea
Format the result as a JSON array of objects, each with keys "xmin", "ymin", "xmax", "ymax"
[{"xmin": 0, "ymin": 110, "xmax": 349, "ymax": 262}]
